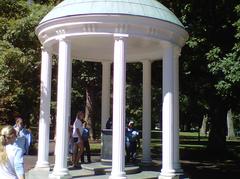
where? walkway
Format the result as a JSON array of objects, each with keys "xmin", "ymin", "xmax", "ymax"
[
  {"xmin": 24, "ymin": 141, "xmax": 160, "ymax": 179},
  {"xmin": 25, "ymin": 140, "xmax": 240, "ymax": 179}
]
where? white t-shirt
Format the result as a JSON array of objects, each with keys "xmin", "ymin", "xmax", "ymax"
[
  {"xmin": 0, "ymin": 144, "xmax": 24, "ymax": 179},
  {"xmin": 72, "ymin": 118, "xmax": 83, "ymax": 138}
]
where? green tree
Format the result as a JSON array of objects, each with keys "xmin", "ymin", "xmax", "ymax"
[
  {"xmin": 206, "ymin": 4, "xmax": 240, "ymax": 152},
  {"xmin": 170, "ymin": 0, "xmax": 239, "ymax": 154},
  {"xmin": 0, "ymin": 0, "xmax": 51, "ymax": 126}
]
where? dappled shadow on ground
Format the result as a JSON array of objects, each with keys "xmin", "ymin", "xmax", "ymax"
[
  {"xmin": 25, "ymin": 138, "xmax": 240, "ymax": 179},
  {"xmin": 182, "ymin": 158, "xmax": 240, "ymax": 179},
  {"xmin": 180, "ymin": 141, "xmax": 240, "ymax": 179},
  {"xmin": 149, "ymin": 139, "xmax": 240, "ymax": 179}
]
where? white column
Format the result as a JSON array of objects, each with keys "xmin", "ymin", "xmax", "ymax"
[
  {"xmin": 51, "ymin": 38, "xmax": 71, "ymax": 178},
  {"xmin": 159, "ymin": 43, "xmax": 182, "ymax": 179},
  {"xmin": 67, "ymin": 46, "xmax": 72, "ymax": 132},
  {"xmin": 173, "ymin": 47, "xmax": 182, "ymax": 172},
  {"xmin": 142, "ymin": 60, "xmax": 152, "ymax": 163},
  {"xmin": 35, "ymin": 47, "xmax": 52, "ymax": 169},
  {"xmin": 101, "ymin": 61, "xmax": 111, "ymax": 130},
  {"xmin": 109, "ymin": 34, "xmax": 128, "ymax": 179}
]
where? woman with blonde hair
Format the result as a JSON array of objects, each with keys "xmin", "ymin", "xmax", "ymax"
[{"xmin": 0, "ymin": 125, "xmax": 25, "ymax": 179}]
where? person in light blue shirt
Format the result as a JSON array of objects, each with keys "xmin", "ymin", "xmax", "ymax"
[
  {"xmin": 14, "ymin": 117, "xmax": 33, "ymax": 155},
  {"xmin": 125, "ymin": 120, "xmax": 140, "ymax": 163},
  {"xmin": 0, "ymin": 125, "xmax": 25, "ymax": 179}
]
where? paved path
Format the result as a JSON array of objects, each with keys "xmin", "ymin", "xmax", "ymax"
[
  {"xmin": 24, "ymin": 141, "xmax": 161, "ymax": 179},
  {"xmin": 25, "ymin": 140, "xmax": 240, "ymax": 179},
  {"xmin": 24, "ymin": 141, "xmax": 55, "ymax": 172},
  {"xmin": 24, "ymin": 140, "xmax": 107, "ymax": 172}
]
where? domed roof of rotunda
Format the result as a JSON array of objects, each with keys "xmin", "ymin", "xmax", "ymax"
[
  {"xmin": 40, "ymin": 0, "xmax": 184, "ymax": 28},
  {"xmin": 36, "ymin": 0, "xmax": 188, "ymax": 62}
]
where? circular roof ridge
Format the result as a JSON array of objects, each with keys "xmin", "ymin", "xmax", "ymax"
[{"xmin": 40, "ymin": 0, "xmax": 184, "ymax": 28}]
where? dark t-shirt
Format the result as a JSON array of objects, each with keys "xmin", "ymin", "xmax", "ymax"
[
  {"xmin": 82, "ymin": 128, "xmax": 89, "ymax": 141},
  {"xmin": 106, "ymin": 119, "xmax": 112, "ymax": 129}
]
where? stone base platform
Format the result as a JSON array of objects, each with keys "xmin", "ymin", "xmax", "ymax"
[
  {"xmin": 81, "ymin": 162, "xmax": 140, "ymax": 175},
  {"xmin": 26, "ymin": 162, "xmax": 159, "ymax": 179}
]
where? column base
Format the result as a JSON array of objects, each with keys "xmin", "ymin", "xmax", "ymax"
[
  {"xmin": 35, "ymin": 161, "xmax": 50, "ymax": 170},
  {"xmin": 158, "ymin": 175, "xmax": 189, "ymax": 179},
  {"xmin": 141, "ymin": 157, "xmax": 152, "ymax": 164},
  {"xmin": 109, "ymin": 172, "xmax": 127, "ymax": 179},
  {"xmin": 49, "ymin": 173, "xmax": 72, "ymax": 179},
  {"xmin": 50, "ymin": 168, "xmax": 71, "ymax": 179},
  {"xmin": 48, "ymin": 174, "xmax": 72, "ymax": 179},
  {"xmin": 159, "ymin": 172, "xmax": 189, "ymax": 179}
]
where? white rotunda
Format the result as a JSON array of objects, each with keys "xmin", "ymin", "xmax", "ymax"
[{"xmin": 35, "ymin": 1, "xmax": 189, "ymax": 179}]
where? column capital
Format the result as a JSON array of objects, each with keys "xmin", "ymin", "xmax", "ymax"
[
  {"xmin": 57, "ymin": 36, "xmax": 71, "ymax": 43},
  {"xmin": 41, "ymin": 46, "xmax": 52, "ymax": 53},
  {"xmin": 55, "ymin": 29, "xmax": 71, "ymax": 42},
  {"xmin": 141, "ymin": 60, "xmax": 153, "ymax": 65},
  {"xmin": 113, "ymin": 33, "xmax": 129, "ymax": 40},
  {"xmin": 161, "ymin": 41, "xmax": 181, "ymax": 51},
  {"xmin": 174, "ymin": 46, "xmax": 182, "ymax": 59},
  {"xmin": 161, "ymin": 41, "xmax": 182, "ymax": 61},
  {"xmin": 102, "ymin": 60, "xmax": 112, "ymax": 65},
  {"xmin": 41, "ymin": 46, "xmax": 48, "ymax": 52},
  {"xmin": 161, "ymin": 41, "xmax": 173, "ymax": 49}
]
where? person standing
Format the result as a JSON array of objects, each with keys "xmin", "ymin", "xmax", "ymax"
[
  {"xmin": 105, "ymin": 117, "xmax": 112, "ymax": 129},
  {"xmin": 125, "ymin": 120, "xmax": 140, "ymax": 163},
  {"xmin": 81, "ymin": 121, "xmax": 91, "ymax": 163},
  {"xmin": 72, "ymin": 111, "xmax": 84, "ymax": 168},
  {"xmin": 14, "ymin": 117, "xmax": 33, "ymax": 155},
  {"xmin": 0, "ymin": 125, "xmax": 25, "ymax": 179}
]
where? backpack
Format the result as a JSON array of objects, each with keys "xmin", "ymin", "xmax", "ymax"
[{"xmin": 82, "ymin": 128, "xmax": 89, "ymax": 141}]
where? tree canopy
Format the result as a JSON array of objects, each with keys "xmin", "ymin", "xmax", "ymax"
[{"xmin": 0, "ymin": 0, "xmax": 240, "ymax": 150}]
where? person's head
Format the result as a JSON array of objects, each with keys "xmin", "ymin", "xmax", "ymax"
[
  {"xmin": 0, "ymin": 125, "xmax": 17, "ymax": 164},
  {"xmin": 128, "ymin": 121, "xmax": 134, "ymax": 128},
  {"xmin": 1, "ymin": 125, "xmax": 17, "ymax": 145},
  {"xmin": 76, "ymin": 111, "xmax": 85, "ymax": 120},
  {"xmin": 15, "ymin": 117, "xmax": 24, "ymax": 127}
]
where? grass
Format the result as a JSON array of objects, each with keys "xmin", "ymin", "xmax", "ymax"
[
  {"xmin": 141, "ymin": 131, "xmax": 240, "ymax": 179},
  {"xmin": 89, "ymin": 130, "xmax": 240, "ymax": 179},
  {"xmin": 86, "ymin": 130, "xmax": 232, "ymax": 150},
  {"xmin": 88, "ymin": 131, "xmax": 240, "ymax": 157},
  {"xmin": 153, "ymin": 131, "xmax": 240, "ymax": 179}
]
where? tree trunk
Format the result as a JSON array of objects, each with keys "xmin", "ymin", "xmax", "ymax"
[
  {"xmin": 227, "ymin": 109, "xmax": 235, "ymax": 139},
  {"xmin": 207, "ymin": 101, "xmax": 228, "ymax": 157},
  {"xmin": 85, "ymin": 83, "xmax": 98, "ymax": 140},
  {"xmin": 200, "ymin": 114, "xmax": 208, "ymax": 136}
]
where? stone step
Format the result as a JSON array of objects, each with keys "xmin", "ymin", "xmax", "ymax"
[
  {"xmin": 27, "ymin": 168, "xmax": 159, "ymax": 179},
  {"xmin": 81, "ymin": 162, "xmax": 140, "ymax": 175},
  {"xmin": 79, "ymin": 171, "xmax": 159, "ymax": 179},
  {"xmin": 26, "ymin": 162, "xmax": 160, "ymax": 179}
]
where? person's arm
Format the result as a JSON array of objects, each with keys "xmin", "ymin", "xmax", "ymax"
[
  {"xmin": 137, "ymin": 137, "xmax": 141, "ymax": 148},
  {"xmin": 76, "ymin": 128, "xmax": 83, "ymax": 141},
  {"xmin": 136, "ymin": 131, "xmax": 141, "ymax": 148},
  {"xmin": 14, "ymin": 148, "xmax": 25, "ymax": 179}
]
